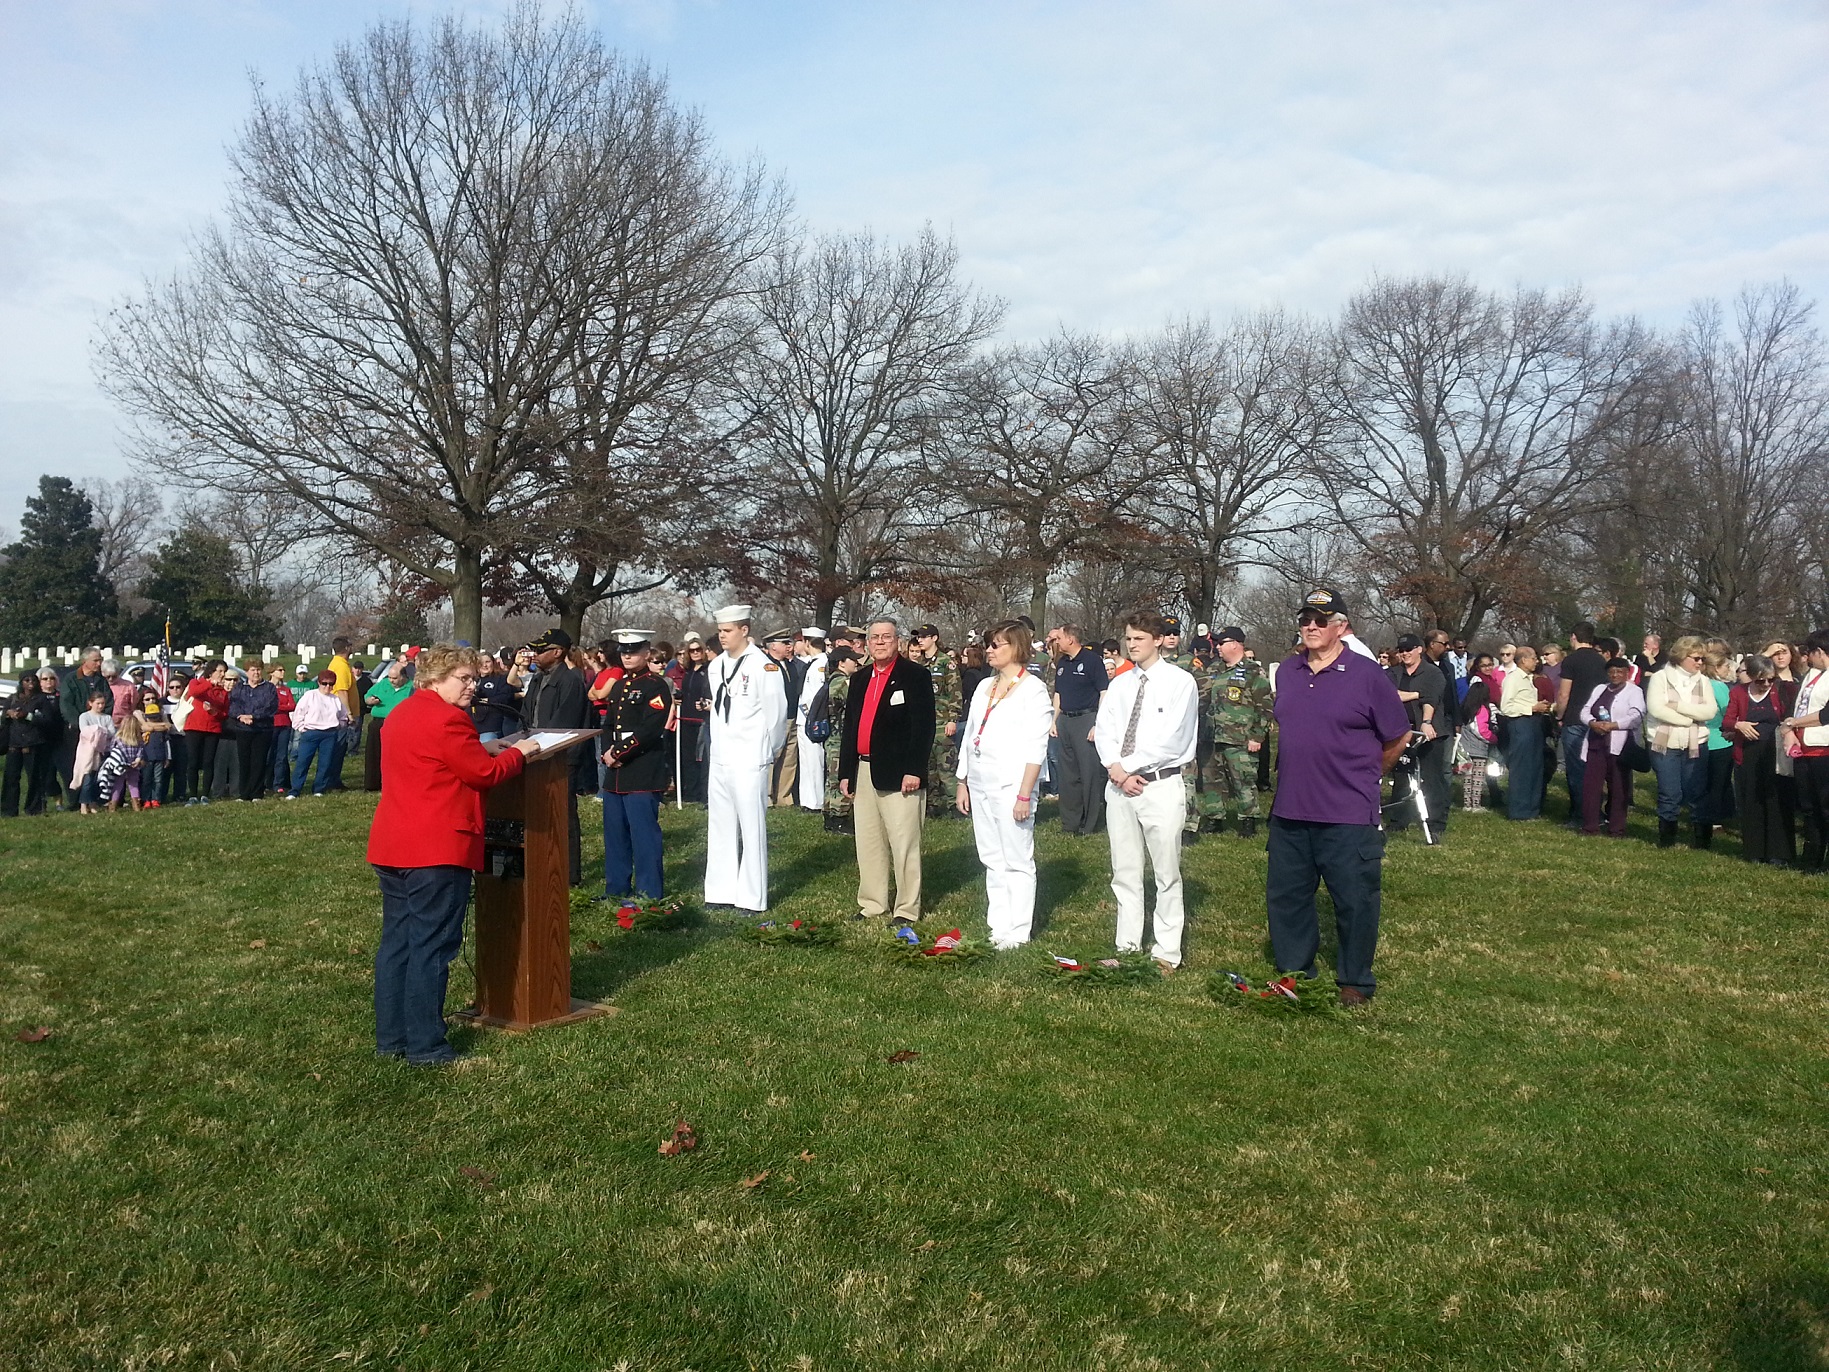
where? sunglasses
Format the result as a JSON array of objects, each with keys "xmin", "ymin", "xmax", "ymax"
[{"xmin": 1296, "ymin": 612, "xmax": 1331, "ymax": 627}]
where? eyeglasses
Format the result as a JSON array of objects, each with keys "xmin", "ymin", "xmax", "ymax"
[
  {"xmin": 1750, "ymin": 676, "xmax": 1773, "ymax": 684},
  {"xmin": 451, "ymin": 672, "xmax": 479, "ymax": 685}
]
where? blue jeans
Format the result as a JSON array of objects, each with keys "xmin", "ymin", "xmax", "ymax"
[
  {"xmin": 328, "ymin": 721, "xmax": 358, "ymax": 788},
  {"xmin": 1505, "ymin": 716, "xmax": 1544, "ymax": 819},
  {"xmin": 291, "ymin": 729, "xmax": 338, "ymax": 795},
  {"xmin": 603, "ymin": 789, "xmax": 664, "ymax": 899},
  {"xmin": 78, "ymin": 772, "xmax": 104, "ymax": 806},
  {"xmin": 1561, "ymin": 721, "xmax": 1588, "ymax": 817},
  {"xmin": 373, "ymin": 864, "xmax": 472, "ymax": 1062},
  {"xmin": 270, "ymin": 726, "xmax": 293, "ymax": 792},
  {"xmin": 1651, "ymin": 748, "xmax": 1707, "ymax": 822}
]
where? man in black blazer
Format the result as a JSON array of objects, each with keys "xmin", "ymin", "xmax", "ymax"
[{"xmin": 838, "ymin": 618, "xmax": 936, "ymax": 924}]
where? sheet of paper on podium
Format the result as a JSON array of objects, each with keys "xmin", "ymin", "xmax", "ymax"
[{"xmin": 527, "ymin": 730, "xmax": 587, "ymax": 751}]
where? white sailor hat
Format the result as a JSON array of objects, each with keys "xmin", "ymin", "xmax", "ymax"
[
  {"xmin": 802, "ymin": 626, "xmax": 827, "ymax": 641},
  {"xmin": 712, "ymin": 604, "xmax": 752, "ymax": 625}
]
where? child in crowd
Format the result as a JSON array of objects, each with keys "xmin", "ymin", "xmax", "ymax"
[
  {"xmin": 135, "ymin": 687, "xmax": 171, "ymax": 808},
  {"xmin": 100, "ymin": 713, "xmax": 147, "ymax": 811},
  {"xmin": 74, "ymin": 690, "xmax": 117, "ymax": 815}
]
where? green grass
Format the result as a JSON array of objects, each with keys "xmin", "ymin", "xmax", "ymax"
[{"xmin": 1, "ymin": 791, "xmax": 1826, "ymax": 1370}]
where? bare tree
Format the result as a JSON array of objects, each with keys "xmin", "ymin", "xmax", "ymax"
[
  {"xmin": 1675, "ymin": 283, "xmax": 1829, "ymax": 642},
  {"xmin": 1129, "ymin": 312, "xmax": 1333, "ymax": 626},
  {"xmin": 728, "ymin": 226, "xmax": 1002, "ymax": 627},
  {"xmin": 935, "ymin": 330, "xmax": 1142, "ymax": 626},
  {"xmin": 79, "ymin": 476, "xmax": 166, "ymax": 594},
  {"xmin": 1320, "ymin": 276, "xmax": 1659, "ymax": 640},
  {"xmin": 96, "ymin": 7, "xmax": 777, "ymax": 643}
]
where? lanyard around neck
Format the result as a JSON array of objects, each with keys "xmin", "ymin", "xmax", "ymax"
[{"xmin": 973, "ymin": 668, "xmax": 1026, "ymax": 752}]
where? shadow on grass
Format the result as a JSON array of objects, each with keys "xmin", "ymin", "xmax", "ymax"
[
  {"xmin": 569, "ymin": 922, "xmax": 729, "ymax": 1002},
  {"xmin": 1721, "ymin": 1274, "xmax": 1829, "ymax": 1371}
]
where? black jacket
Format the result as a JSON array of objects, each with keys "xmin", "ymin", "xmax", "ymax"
[
  {"xmin": 600, "ymin": 669, "xmax": 673, "ymax": 794},
  {"xmin": 838, "ymin": 656, "xmax": 936, "ymax": 793},
  {"xmin": 523, "ymin": 663, "xmax": 590, "ymax": 729}
]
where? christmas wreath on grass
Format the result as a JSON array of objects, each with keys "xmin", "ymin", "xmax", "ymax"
[
  {"xmin": 740, "ymin": 916, "xmax": 845, "ymax": 948},
  {"xmin": 1041, "ymin": 951, "xmax": 1161, "ymax": 986},
  {"xmin": 570, "ymin": 892, "xmax": 703, "ymax": 933},
  {"xmin": 883, "ymin": 925, "xmax": 989, "ymax": 965},
  {"xmin": 1208, "ymin": 969, "xmax": 1345, "ymax": 1017}
]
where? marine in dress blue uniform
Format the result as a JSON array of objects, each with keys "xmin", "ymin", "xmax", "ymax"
[{"xmin": 599, "ymin": 630, "xmax": 673, "ymax": 901}]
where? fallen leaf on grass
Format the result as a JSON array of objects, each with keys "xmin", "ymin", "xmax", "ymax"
[
  {"xmin": 585, "ymin": 940, "xmax": 603, "ymax": 952},
  {"xmin": 886, "ymin": 1050, "xmax": 920, "ymax": 1064},
  {"xmin": 458, "ymin": 1165, "xmax": 496, "ymax": 1189},
  {"xmin": 738, "ymin": 1170, "xmax": 770, "ymax": 1191},
  {"xmin": 798, "ymin": 1150, "xmax": 816, "ymax": 1162},
  {"xmin": 916, "ymin": 1239, "xmax": 937, "ymax": 1251},
  {"xmin": 658, "ymin": 1119, "xmax": 698, "ymax": 1156},
  {"xmin": 15, "ymin": 1027, "xmax": 52, "ymax": 1043},
  {"xmin": 464, "ymin": 1282, "xmax": 494, "ymax": 1303},
  {"xmin": 247, "ymin": 939, "xmax": 267, "ymax": 949}
]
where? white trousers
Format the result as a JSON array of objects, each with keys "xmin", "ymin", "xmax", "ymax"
[
  {"xmin": 968, "ymin": 776, "xmax": 1037, "ymax": 948},
  {"xmin": 1106, "ymin": 774, "xmax": 1187, "ymax": 966},
  {"xmin": 705, "ymin": 762, "xmax": 770, "ymax": 911},
  {"xmin": 797, "ymin": 727, "xmax": 826, "ymax": 809}
]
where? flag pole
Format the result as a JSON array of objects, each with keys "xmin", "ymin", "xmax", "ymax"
[{"xmin": 673, "ymin": 698, "xmax": 683, "ymax": 811}]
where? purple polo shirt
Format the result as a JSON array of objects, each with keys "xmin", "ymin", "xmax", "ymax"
[{"xmin": 1272, "ymin": 647, "xmax": 1411, "ymax": 826}]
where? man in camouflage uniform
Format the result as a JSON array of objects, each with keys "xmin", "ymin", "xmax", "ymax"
[
  {"xmin": 1160, "ymin": 616, "xmax": 1214, "ymax": 841},
  {"xmin": 909, "ymin": 624, "xmax": 959, "ymax": 817},
  {"xmin": 1197, "ymin": 626, "xmax": 1275, "ymax": 838},
  {"xmin": 822, "ymin": 645, "xmax": 862, "ymax": 832}
]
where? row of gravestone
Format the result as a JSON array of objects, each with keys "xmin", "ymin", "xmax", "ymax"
[{"xmin": 1, "ymin": 643, "xmax": 417, "ymax": 675}]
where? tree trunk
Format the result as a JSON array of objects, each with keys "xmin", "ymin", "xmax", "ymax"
[
  {"xmin": 1027, "ymin": 576, "xmax": 1049, "ymax": 632},
  {"xmin": 451, "ymin": 546, "xmax": 484, "ymax": 647},
  {"xmin": 815, "ymin": 593, "xmax": 839, "ymax": 631}
]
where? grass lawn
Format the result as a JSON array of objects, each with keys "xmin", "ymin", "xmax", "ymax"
[{"xmin": 1, "ymin": 789, "xmax": 1826, "ymax": 1370}]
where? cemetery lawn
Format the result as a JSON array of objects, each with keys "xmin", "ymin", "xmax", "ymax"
[{"xmin": 1, "ymin": 793, "xmax": 1825, "ymax": 1371}]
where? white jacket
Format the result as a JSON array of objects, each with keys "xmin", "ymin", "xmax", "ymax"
[
  {"xmin": 1646, "ymin": 665, "xmax": 1715, "ymax": 756},
  {"xmin": 956, "ymin": 671, "xmax": 1053, "ymax": 786}
]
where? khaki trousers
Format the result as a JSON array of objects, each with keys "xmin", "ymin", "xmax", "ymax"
[
  {"xmin": 853, "ymin": 759, "xmax": 925, "ymax": 921},
  {"xmin": 771, "ymin": 738, "xmax": 799, "ymax": 807}
]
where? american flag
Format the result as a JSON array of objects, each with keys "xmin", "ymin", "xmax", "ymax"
[{"xmin": 151, "ymin": 630, "xmax": 171, "ymax": 696}]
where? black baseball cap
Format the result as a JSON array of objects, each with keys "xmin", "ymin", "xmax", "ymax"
[
  {"xmin": 526, "ymin": 627, "xmax": 573, "ymax": 652},
  {"xmin": 1161, "ymin": 615, "xmax": 1182, "ymax": 635},
  {"xmin": 1215, "ymin": 626, "xmax": 1246, "ymax": 645},
  {"xmin": 913, "ymin": 623, "xmax": 939, "ymax": 639},
  {"xmin": 1297, "ymin": 588, "xmax": 1348, "ymax": 619}
]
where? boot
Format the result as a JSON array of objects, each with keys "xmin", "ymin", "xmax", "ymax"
[
  {"xmin": 1657, "ymin": 820, "xmax": 1679, "ymax": 849},
  {"xmin": 1690, "ymin": 822, "xmax": 1712, "ymax": 850},
  {"xmin": 1201, "ymin": 815, "xmax": 1225, "ymax": 835},
  {"xmin": 1237, "ymin": 817, "xmax": 1258, "ymax": 840},
  {"xmin": 823, "ymin": 812, "xmax": 843, "ymax": 833},
  {"xmin": 1181, "ymin": 827, "xmax": 1199, "ymax": 846}
]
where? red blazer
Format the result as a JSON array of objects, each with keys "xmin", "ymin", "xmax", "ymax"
[{"xmin": 366, "ymin": 689, "xmax": 526, "ymax": 870}]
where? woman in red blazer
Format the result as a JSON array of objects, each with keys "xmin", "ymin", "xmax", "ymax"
[{"xmin": 367, "ymin": 646, "xmax": 540, "ymax": 1065}]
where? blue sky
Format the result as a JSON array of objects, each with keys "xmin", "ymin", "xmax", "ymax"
[{"xmin": 2, "ymin": 0, "xmax": 1826, "ymax": 529}]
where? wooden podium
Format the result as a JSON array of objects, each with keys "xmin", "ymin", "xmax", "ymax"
[{"xmin": 457, "ymin": 728, "xmax": 614, "ymax": 1032}]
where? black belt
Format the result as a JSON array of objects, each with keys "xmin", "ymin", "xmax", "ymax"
[
  {"xmin": 1132, "ymin": 764, "xmax": 1182, "ymax": 784},
  {"xmin": 1062, "ymin": 707, "xmax": 1095, "ymax": 716}
]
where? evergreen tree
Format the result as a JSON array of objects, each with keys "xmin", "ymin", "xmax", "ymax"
[
  {"xmin": 0, "ymin": 475, "xmax": 119, "ymax": 645},
  {"xmin": 131, "ymin": 526, "xmax": 280, "ymax": 646}
]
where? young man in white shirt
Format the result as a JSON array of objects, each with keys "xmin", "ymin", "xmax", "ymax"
[{"xmin": 1093, "ymin": 609, "xmax": 1200, "ymax": 972}]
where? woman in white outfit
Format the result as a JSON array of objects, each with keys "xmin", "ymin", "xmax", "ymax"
[
  {"xmin": 956, "ymin": 620, "xmax": 1054, "ymax": 949},
  {"xmin": 796, "ymin": 631, "xmax": 828, "ymax": 810}
]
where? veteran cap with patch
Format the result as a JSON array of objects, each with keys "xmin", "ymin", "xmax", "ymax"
[
  {"xmin": 1215, "ymin": 626, "xmax": 1247, "ymax": 645},
  {"xmin": 1297, "ymin": 587, "xmax": 1348, "ymax": 619},
  {"xmin": 526, "ymin": 627, "xmax": 573, "ymax": 652}
]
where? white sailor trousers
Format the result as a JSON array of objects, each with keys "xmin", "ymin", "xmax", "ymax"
[
  {"xmin": 796, "ymin": 718, "xmax": 826, "ymax": 809},
  {"xmin": 705, "ymin": 762, "xmax": 770, "ymax": 911},
  {"xmin": 1106, "ymin": 773, "xmax": 1187, "ymax": 966},
  {"xmin": 967, "ymin": 773, "xmax": 1036, "ymax": 949}
]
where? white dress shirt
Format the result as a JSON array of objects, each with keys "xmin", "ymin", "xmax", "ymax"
[
  {"xmin": 1093, "ymin": 657, "xmax": 1199, "ymax": 775},
  {"xmin": 956, "ymin": 671, "xmax": 1053, "ymax": 783}
]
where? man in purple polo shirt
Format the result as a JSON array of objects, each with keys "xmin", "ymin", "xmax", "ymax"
[{"xmin": 1268, "ymin": 587, "xmax": 1411, "ymax": 1006}]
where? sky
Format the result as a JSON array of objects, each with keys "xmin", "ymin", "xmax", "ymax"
[{"xmin": 2, "ymin": 0, "xmax": 1826, "ymax": 532}]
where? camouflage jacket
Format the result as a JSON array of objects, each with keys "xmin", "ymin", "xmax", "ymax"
[
  {"xmin": 1209, "ymin": 656, "xmax": 1275, "ymax": 747},
  {"xmin": 913, "ymin": 648, "xmax": 959, "ymax": 721}
]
